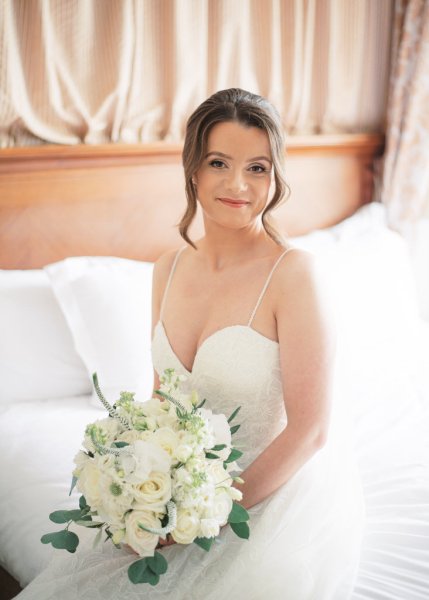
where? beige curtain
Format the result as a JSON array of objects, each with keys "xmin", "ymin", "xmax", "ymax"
[
  {"xmin": 379, "ymin": 0, "xmax": 429, "ymax": 321},
  {"xmin": 0, "ymin": 0, "xmax": 393, "ymax": 147}
]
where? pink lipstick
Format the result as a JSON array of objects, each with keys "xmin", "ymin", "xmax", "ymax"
[{"xmin": 218, "ymin": 197, "xmax": 249, "ymax": 208}]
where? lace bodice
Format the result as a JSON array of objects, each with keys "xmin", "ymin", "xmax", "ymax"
[{"xmin": 151, "ymin": 245, "xmax": 295, "ymax": 469}]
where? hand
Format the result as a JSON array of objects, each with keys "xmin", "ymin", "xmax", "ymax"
[{"xmin": 156, "ymin": 534, "xmax": 177, "ymax": 550}]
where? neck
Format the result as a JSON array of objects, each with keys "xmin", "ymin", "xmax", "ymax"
[{"xmin": 193, "ymin": 217, "xmax": 277, "ymax": 271}]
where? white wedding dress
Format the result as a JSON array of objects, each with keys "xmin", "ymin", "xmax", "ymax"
[{"xmin": 17, "ymin": 246, "xmax": 365, "ymax": 600}]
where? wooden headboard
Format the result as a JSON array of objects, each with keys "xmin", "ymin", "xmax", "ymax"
[{"xmin": 0, "ymin": 134, "xmax": 384, "ymax": 269}]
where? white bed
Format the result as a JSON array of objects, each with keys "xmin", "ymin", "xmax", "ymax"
[{"xmin": 1, "ymin": 202, "xmax": 428, "ymax": 599}]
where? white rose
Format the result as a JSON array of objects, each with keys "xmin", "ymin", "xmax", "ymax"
[
  {"xmin": 124, "ymin": 510, "xmax": 160, "ymax": 557},
  {"xmin": 199, "ymin": 518, "xmax": 220, "ymax": 538},
  {"xmin": 171, "ymin": 508, "xmax": 201, "ymax": 544},
  {"xmin": 152, "ymin": 427, "xmax": 180, "ymax": 458},
  {"xmin": 132, "ymin": 471, "xmax": 171, "ymax": 512},
  {"xmin": 76, "ymin": 460, "xmax": 102, "ymax": 509},
  {"xmin": 204, "ymin": 489, "xmax": 233, "ymax": 526},
  {"xmin": 119, "ymin": 440, "xmax": 171, "ymax": 484}
]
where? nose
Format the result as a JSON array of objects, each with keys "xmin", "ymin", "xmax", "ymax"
[{"xmin": 225, "ymin": 168, "xmax": 248, "ymax": 194}]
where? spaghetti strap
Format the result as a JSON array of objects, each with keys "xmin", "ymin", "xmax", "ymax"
[
  {"xmin": 159, "ymin": 246, "xmax": 187, "ymax": 321},
  {"xmin": 247, "ymin": 247, "xmax": 297, "ymax": 327}
]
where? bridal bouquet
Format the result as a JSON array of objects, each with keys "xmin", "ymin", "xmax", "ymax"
[{"xmin": 41, "ymin": 368, "xmax": 249, "ymax": 586}]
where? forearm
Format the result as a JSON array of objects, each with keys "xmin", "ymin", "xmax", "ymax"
[{"xmin": 234, "ymin": 426, "xmax": 325, "ymax": 510}]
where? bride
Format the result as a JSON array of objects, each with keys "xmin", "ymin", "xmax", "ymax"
[{"xmin": 17, "ymin": 88, "xmax": 365, "ymax": 599}]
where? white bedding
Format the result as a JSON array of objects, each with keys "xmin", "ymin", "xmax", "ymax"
[{"xmin": 1, "ymin": 202, "xmax": 428, "ymax": 598}]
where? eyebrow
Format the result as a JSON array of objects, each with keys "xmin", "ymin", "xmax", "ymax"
[{"xmin": 204, "ymin": 151, "xmax": 272, "ymax": 163}]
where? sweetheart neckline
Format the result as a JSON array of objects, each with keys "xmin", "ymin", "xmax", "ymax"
[{"xmin": 155, "ymin": 319, "xmax": 279, "ymax": 376}]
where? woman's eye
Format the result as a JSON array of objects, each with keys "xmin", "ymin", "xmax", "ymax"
[
  {"xmin": 250, "ymin": 165, "xmax": 266, "ymax": 173},
  {"xmin": 209, "ymin": 160, "xmax": 225, "ymax": 168}
]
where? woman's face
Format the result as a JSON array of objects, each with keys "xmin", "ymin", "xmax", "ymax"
[{"xmin": 193, "ymin": 121, "xmax": 275, "ymax": 231}]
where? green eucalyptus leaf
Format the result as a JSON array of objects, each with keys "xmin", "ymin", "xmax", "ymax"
[
  {"xmin": 211, "ymin": 444, "xmax": 227, "ymax": 451},
  {"xmin": 49, "ymin": 509, "xmax": 82, "ymax": 524},
  {"xmin": 142, "ymin": 568, "xmax": 160, "ymax": 586},
  {"xmin": 112, "ymin": 441, "xmax": 129, "ymax": 448},
  {"xmin": 69, "ymin": 475, "xmax": 78, "ymax": 496},
  {"xmin": 230, "ymin": 424, "xmax": 240, "ymax": 435},
  {"xmin": 75, "ymin": 520, "xmax": 103, "ymax": 528},
  {"xmin": 41, "ymin": 530, "xmax": 79, "ymax": 553},
  {"xmin": 146, "ymin": 552, "xmax": 168, "ymax": 575},
  {"xmin": 194, "ymin": 537, "xmax": 214, "ymax": 551},
  {"xmin": 230, "ymin": 521, "xmax": 250, "ymax": 539},
  {"xmin": 205, "ymin": 452, "xmax": 219, "ymax": 460},
  {"xmin": 128, "ymin": 559, "xmax": 149, "ymax": 584},
  {"xmin": 228, "ymin": 502, "xmax": 249, "ymax": 524},
  {"xmin": 227, "ymin": 406, "xmax": 241, "ymax": 423},
  {"xmin": 224, "ymin": 448, "xmax": 243, "ymax": 464},
  {"xmin": 79, "ymin": 496, "xmax": 88, "ymax": 510}
]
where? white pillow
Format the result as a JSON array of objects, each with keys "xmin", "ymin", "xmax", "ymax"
[
  {"xmin": 291, "ymin": 202, "xmax": 421, "ymax": 422},
  {"xmin": 44, "ymin": 257, "xmax": 154, "ymax": 407},
  {"xmin": 0, "ymin": 270, "xmax": 91, "ymax": 404}
]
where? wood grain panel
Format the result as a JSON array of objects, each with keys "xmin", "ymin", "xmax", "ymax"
[{"xmin": 0, "ymin": 135, "xmax": 384, "ymax": 269}]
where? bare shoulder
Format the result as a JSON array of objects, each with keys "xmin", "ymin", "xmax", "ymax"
[
  {"xmin": 152, "ymin": 248, "xmax": 182, "ymax": 290},
  {"xmin": 151, "ymin": 247, "xmax": 186, "ymax": 320},
  {"xmin": 273, "ymin": 247, "xmax": 335, "ymax": 322},
  {"xmin": 275, "ymin": 247, "xmax": 318, "ymax": 286}
]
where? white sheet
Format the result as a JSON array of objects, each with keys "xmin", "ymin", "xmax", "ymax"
[{"xmin": 0, "ymin": 396, "xmax": 104, "ymax": 586}]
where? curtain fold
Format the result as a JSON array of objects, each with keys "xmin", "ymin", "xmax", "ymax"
[
  {"xmin": 0, "ymin": 0, "xmax": 394, "ymax": 146},
  {"xmin": 379, "ymin": 0, "xmax": 429, "ymax": 321}
]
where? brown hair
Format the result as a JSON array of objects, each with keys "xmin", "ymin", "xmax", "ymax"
[{"xmin": 179, "ymin": 88, "xmax": 291, "ymax": 249}]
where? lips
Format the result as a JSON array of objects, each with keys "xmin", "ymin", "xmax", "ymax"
[{"xmin": 217, "ymin": 197, "xmax": 249, "ymax": 207}]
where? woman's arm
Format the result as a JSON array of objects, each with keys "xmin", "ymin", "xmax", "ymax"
[{"xmin": 234, "ymin": 251, "xmax": 337, "ymax": 510}]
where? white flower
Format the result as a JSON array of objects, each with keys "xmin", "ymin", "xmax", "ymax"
[
  {"xmin": 156, "ymin": 412, "xmax": 180, "ymax": 430},
  {"xmin": 139, "ymin": 397, "xmax": 169, "ymax": 417},
  {"xmin": 198, "ymin": 409, "xmax": 231, "ymax": 458},
  {"xmin": 72, "ymin": 450, "xmax": 90, "ymax": 476},
  {"xmin": 124, "ymin": 510, "xmax": 160, "ymax": 557},
  {"xmin": 145, "ymin": 417, "xmax": 157, "ymax": 431},
  {"xmin": 96, "ymin": 474, "xmax": 133, "ymax": 529},
  {"xmin": 174, "ymin": 444, "xmax": 194, "ymax": 463},
  {"xmin": 199, "ymin": 518, "xmax": 220, "ymax": 538},
  {"xmin": 119, "ymin": 440, "xmax": 171, "ymax": 484},
  {"xmin": 171, "ymin": 508, "xmax": 200, "ymax": 544},
  {"xmin": 152, "ymin": 427, "xmax": 180, "ymax": 458},
  {"xmin": 208, "ymin": 462, "xmax": 232, "ymax": 487},
  {"xmin": 228, "ymin": 486, "xmax": 243, "ymax": 502},
  {"xmin": 116, "ymin": 429, "xmax": 152, "ymax": 444},
  {"xmin": 204, "ymin": 489, "xmax": 233, "ymax": 526},
  {"xmin": 83, "ymin": 418, "xmax": 121, "ymax": 452},
  {"xmin": 173, "ymin": 466, "xmax": 193, "ymax": 486},
  {"xmin": 76, "ymin": 460, "xmax": 102, "ymax": 510},
  {"xmin": 132, "ymin": 471, "xmax": 171, "ymax": 512}
]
